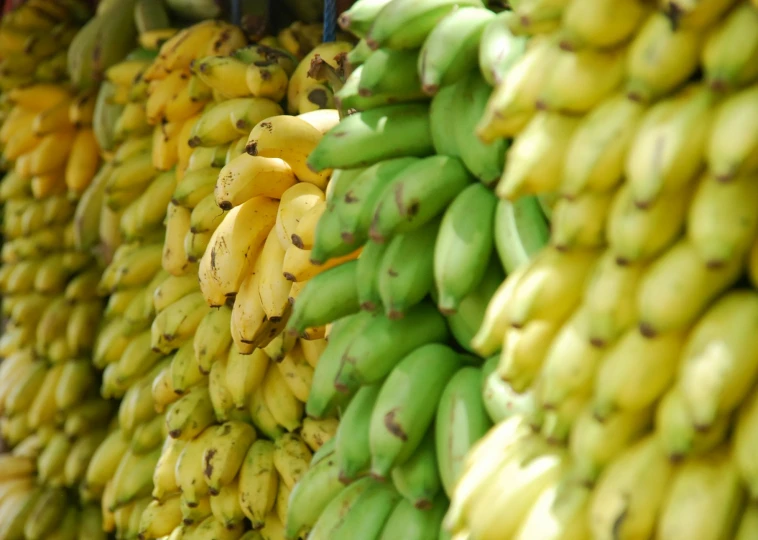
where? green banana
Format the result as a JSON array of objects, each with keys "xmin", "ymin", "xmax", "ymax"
[
  {"xmin": 435, "ymin": 366, "xmax": 492, "ymax": 497},
  {"xmin": 377, "ymin": 217, "xmax": 440, "ymax": 319},
  {"xmin": 305, "ymin": 311, "xmax": 377, "ymax": 419},
  {"xmin": 307, "ymin": 103, "xmax": 434, "ymax": 172},
  {"xmin": 337, "ymin": 66, "xmax": 425, "ymax": 112},
  {"xmin": 453, "ymin": 72, "xmax": 508, "ymax": 186},
  {"xmin": 355, "ymin": 239, "xmax": 389, "ymax": 312},
  {"xmin": 345, "ymin": 38, "xmax": 374, "ymax": 67},
  {"xmin": 369, "ymin": 343, "xmax": 462, "ymax": 478},
  {"xmin": 285, "ymin": 443, "xmax": 346, "ymax": 539},
  {"xmin": 429, "ymin": 83, "xmax": 460, "ymax": 157},
  {"xmin": 334, "ymin": 157, "xmax": 419, "ymax": 244},
  {"xmin": 378, "ymin": 493, "xmax": 448, "ymax": 540},
  {"xmin": 391, "ymin": 427, "xmax": 441, "ymax": 509},
  {"xmin": 359, "ymin": 48, "xmax": 423, "ymax": 97},
  {"xmin": 326, "ymin": 167, "xmax": 369, "ymax": 209},
  {"xmin": 335, "ymin": 382, "xmax": 383, "ymax": 484},
  {"xmin": 366, "ymin": 0, "xmax": 485, "ymax": 50},
  {"xmin": 369, "ymin": 155, "xmax": 473, "ymax": 244},
  {"xmin": 306, "ymin": 476, "xmax": 375, "ymax": 540},
  {"xmin": 338, "ymin": 0, "xmax": 394, "ymax": 38},
  {"xmin": 434, "ymin": 183, "xmax": 498, "ymax": 314},
  {"xmin": 286, "ymin": 260, "xmax": 361, "ymax": 336},
  {"xmin": 332, "ymin": 480, "xmax": 402, "ymax": 540},
  {"xmin": 445, "ymin": 257, "xmax": 505, "ymax": 353},
  {"xmin": 493, "ymin": 196, "xmax": 550, "ymax": 274},
  {"xmin": 478, "ymin": 10, "xmax": 528, "ymax": 87},
  {"xmin": 333, "ymin": 302, "xmax": 450, "ymax": 394},
  {"xmin": 310, "ymin": 206, "xmax": 363, "ymax": 265},
  {"xmin": 418, "ymin": 7, "xmax": 494, "ymax": 94}
]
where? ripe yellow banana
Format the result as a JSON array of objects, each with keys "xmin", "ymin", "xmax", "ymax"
[
  {"xmin": 707, "ymin": 84, "xmax": 758, "ymax": 181},
  {"xmin": 202, "ymin": 420, "xmax": 258, "ymax": 495},
  {"xmin": 165, "ymin": 385, "xmax": 215, "ymax": 441},
  {"xmin": 193, "ymin": 305, "xmax": 233, "ymax": 374},
  {"xmin": 226, "ymin": 347, "xmax": 269, "ymax": 410},
  {"xmin": 198, "ymin": 196, "xmax": 279, "ymax": 307},
  {"xmin": 215, "ymin": 154, "xmax": 297, "ymax": 210},
  {"xmin": 151, "ymin": 291, "xmax": 211, "ymax": 353},
  {"xmin": 246, "ymin": 115, "xmax": 330, "ymax": 188},
  {"xmin": 163, "ymin": 202, "xmax": 193, "ymax": 276}
]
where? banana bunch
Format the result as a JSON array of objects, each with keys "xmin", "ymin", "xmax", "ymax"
[{"xmin": 387, "ymin": 0, "xmax": 758, "ymax": 537}]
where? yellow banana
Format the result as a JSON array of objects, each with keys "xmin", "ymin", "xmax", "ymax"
[
  {"xmin": 198, "ymin": 196, "xmax": 279, "ymax": 306},
  {"xmin": 246, "ymin": 114, "xmax": 330, "ymax": 188},
  {"xmin": 226, "ymin": 347, "xmax": 269, "ymax": 410},
  {"xmin": 193, "ymin": 305, "xmax": 233, "ymax": 374},
  {"xmin": 165, "ymin": 386, "xmax": 215, "ymax": 441},
  {"xmin": 151, "ymin": 291, "xmax": 211, "ymax": 353},
  {"xmin": 257, "ymin": 227, "xmax": 294, "ymax": 322},
  {"xmin": 215, "ymin": 154, "xmax": 297, "ymax": 210},
  {"xmin": 707, "ymin": 84, "xmax": 758, "ymax": 181},
  {"xmin": 246, "ymin": 61, "xmax": 289, "ymax": 102},
  {"xmin": 163, "ymin": 202, "xmax": 193, "ymax": 276},
  {"xmin": 210, "ymin": 478, "xmax": 246, "ymax": 529},
  {"xmin": 175, "ymin": 426, "xmax": 217, "ymax": 506},
  {"xmin": 138, "ymin": 495, "xmax": 183, "ymax": 539},
  {"xmin": 202, "ymin": 420, "xmax": 258, "ymax": 495},
  {"xmin": 153, "ymin": 436, "xmax": 186, "ymax": 501},
  {"xmin": 193, "ymin": 55, "xmax": 251, "ymax": 99},
  {"xmin": 290, "ymin": 200, "xmax": 326, "ymax": 250},
  {"xmin": 190, "ymin": 192, "xmax": 228, "ymax": 234}
]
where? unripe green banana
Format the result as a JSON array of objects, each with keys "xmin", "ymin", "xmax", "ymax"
[
  {"xmin": 355, "ymin": 239, "xmax": 388, "ymax": 312},
  {"xmin": 391, "ymin": 427, "xmax": 441, "ymax": 508},
  {"xmin": 369, "ymin": 343, "xmax": 462, "ymax": 479}
]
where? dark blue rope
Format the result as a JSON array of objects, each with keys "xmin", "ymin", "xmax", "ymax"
[
  {"xmin": 230, "ymin": 0, "xmax": 241, "ymax": 26},
  {"xmin": 323, "ymin": 0, "xmax": 337, "ymax": 42}
]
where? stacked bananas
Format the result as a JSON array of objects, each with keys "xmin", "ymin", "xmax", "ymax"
[
  {"xmin": 0, "ymin": 0, "xmax": 89, "ymax": 92},
  {"xmin": 75, "ymin": 18, "xmax": 360, "ymax": 540},
  {"xmin": 407, "ymin": 0, "xmax": 758, "ymax": 538},
  {"xmin": 0, "ymin": 2, "xmax": 131, "ymax": 539}
]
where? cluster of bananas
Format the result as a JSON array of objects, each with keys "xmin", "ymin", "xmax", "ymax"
[
  {"xmin": 0, "ymin": 0, "xmax": 88, "ymax": 91},
  {"xmin": 67, "ymin": 16, "xmax": 363, "ymax": 540},
  {"xmin": 0, "ymin": 2, "xmax": 131, "ymax": 539},
  {"xmin": 399, "ymin": 0, "xmax": 758, "ymax": 538}
]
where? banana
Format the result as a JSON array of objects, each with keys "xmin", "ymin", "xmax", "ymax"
[
  {"xmin": 166, "ymin": 385, "xmax": 215, "ymax": 441},
  {"xmin": 0, "ymin": 486, "xmax": 43, "ymax": 540},
  {"xmin": 496, "ymin": 111, "xmax": 582, "ymax": 199},
  {"xmin": 84, "ymin": 428, "xmax": 129, "ymax": 496},
  {"xmin": 64, "ymin": 397, "xmax": 115, "ymax": 436},
  {"xmin": 539, "ymin": 41, "xmax": 627, "ymax": 115},
  {"xmin": 190, "ymin": 97, "xmax": 282, "ymax": 148},
  {"xmin": 369, "ymin": 344, "xmax": 462, "ymax": 478},
  {"xmin": 503, "ymin": 245, "xmax": 599, "ymax": 328},
  {"xmin": 735, "ymin": 387, "xmax": 758, "ymax": 499},
  {"xmin": 308, "ymin": 103, "xmax": 435, "ymax": 172},
  {"xmin": 231, "ymin": 269, "xmax": 276, "ymax": 351},
  {"xmin": 110, "ymin": 446, "xmax": 161, "ymax": 510},
  {"xmin": 434, "ymin": 183, "xmax": 497, "ymax": 314},
  {"xmin": 4, "ymin": 360, "xmax": 47, "ymax": 417},
  {"xmin": 262, "ymin": 363, "xmax": 304, "ymax": 432},
  {"xmin": 215, "ymin": 154, "xmax": 296, "ymax": 210},
  {"xmin": 569, "ymin": 404, "xmax": 652, "ymax": 485},
  {"xmin": 581, "ymin": 250, "xmax": 643, "ymax": 348},
  {"xmin": 174, "ymin": 426, "xmax": 217, "ymax": 507},
  {"xmin": 660, "ymin": 0, "xmax": 741, "ymax": 29},
  {"xmin": 419, "ymin": 7, "xmax": 494, "ymax": 94},
  {"xmin": 656, "ymin": 385, "xmax": 731, "ymax": 460},
  {"xmin": 625, "ymin": 12, "xmax": 704, "ymax": 103},
  {"xmin": 276, "ymin": 342, "xmax": 314, "ymax": 403},
  {"xmin": 202, "ymin": 421, "xmax": 257, "ymax": 495},
  {"xmin": 239, "ymin": 439, "xmax": 279, "ymax": 529},
  {"xmin": 330, "ymin": 480, "xmax": 402, "ymax": 540},
  {"xmin": 333, "ymin": 157, "xmax": 418, "ymax": 245},
  {"xmin": 475, "ymin": 36, "xmax": 557, "ymax": 142},
  {"xmin": 198, "ymin": 196, "xmax": 279, "ymax": 306},
  {"xmin": 284, "ymin": 441, "xmax": 342, "ymax": 537},
  {"xmin": 332, "ymin": 302, "xmax": 449, "ymax": 396},
  {"xmin": 181, "ymin": 494, "xmax": 213, "ymax": 527},
  {"xmin": 290, "ymin": 200, "xmax": 326, "ymax": 251},
  {"xmin": 286, "ymin": 260, "xmax": 360, "ymax": 335},
  {"xmin": 64, "ymin": 429, "xmax": 108, "ymax": 488},
  {"xmin": 163, "ymin": 201, "xmax": 193, "ymax": 276},
  {"xmin": 338, "ymin": 0, "xmax": 392, "ymax": 38},
  {"xmin": 687, "ymin": 171, "xmax": 758, "ymax": 266},
  {"xmin": 369, "ymin": 155, "xmax": 473, "ymax": 244},
  {"xmin": 139, "ymin": 495, "xmax": 183, "ymax": 539},
  {"xmin": 332, "ymin": 381, "xmax": 379, "ymax": 484},
  {"xmin": 512, "ymin": 477, "xmax": 591, "ymax": 540},
  {"xmin": 189, "ymin": 305, "xmax": 232, "ymax": 374},
  {"xmin": 657, "ymin": 446, "xmax": 744, "ymax": 539},
  {"xmin": 306, "ymin": 476, "xmax": 374, "ymax": 540},
  {"xmin": 560, "ymin": 92, "xmax": 646, "ymax": 198},
  {"xmin": 637, "ymin": 238, "xmax": 743, "ymax": 337},
  {"xmin": 383, "ymin": 493, "xmax": 448, "ymax": 540},
  {"xmin": 153, "ymin": 360, "xmax": 180, "ymax": 414},
  {"xmin": 626, "ymin": 84, "xmax": 716, "ymax": 207},
  {"xmin": 151, "ymin": 291, "xmax": 211, "ymax": 353},
  {"xmin": 209, "ymin": 478, "xmax": 246, "ymax": 529},
  {"xmin": 391, "ymin": 425, "xmax": 441, "ymax": 508},
  {"xmin": 193, "ymin": 55, "xmax": 251, "ymax": 99},
  {"xmin": 365, "ymin": 0, "xmax": 484, "ymax": 50},
  {"xmin": 588, "ymin": 435, "xmax": 673, "ymax": 539},
  {"xmin": 226, "ymin": 347, "xmax": 269, "ymax": 410},
  {"xmin": 707, "ymin": 84, "xmax": 758, "ymax": 182},
  {"xmin": 678, "ymin": 291, "xmax": 758, "ymax": 430},
  {"xmin": 464, "ymin": 437, "xmax": 567, "ymax": 540},
  {"xmin": 481, "ymin": 355, "xmax": 537, "ymax": 423},
  {"xmin": 558, "ymin": 0, "xmax": 650, "ymax": 50},
  {"xmin": 377, "ymin": 218, "xmax": 440, "ymax": 319},
  {"xmin": 607, "ymin": 182, "xmax": 692, "ymax": 265},
  {"xmin": 435, "ymin": 366, "xmax": 492, "ymax": 497},
  {"xmin": 246, "ymin": 61, "xmax": 289, "ymax": 103},
  {"xmin": 152, "ymin": 436, "xmax": 186, "ymax": 501}
]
